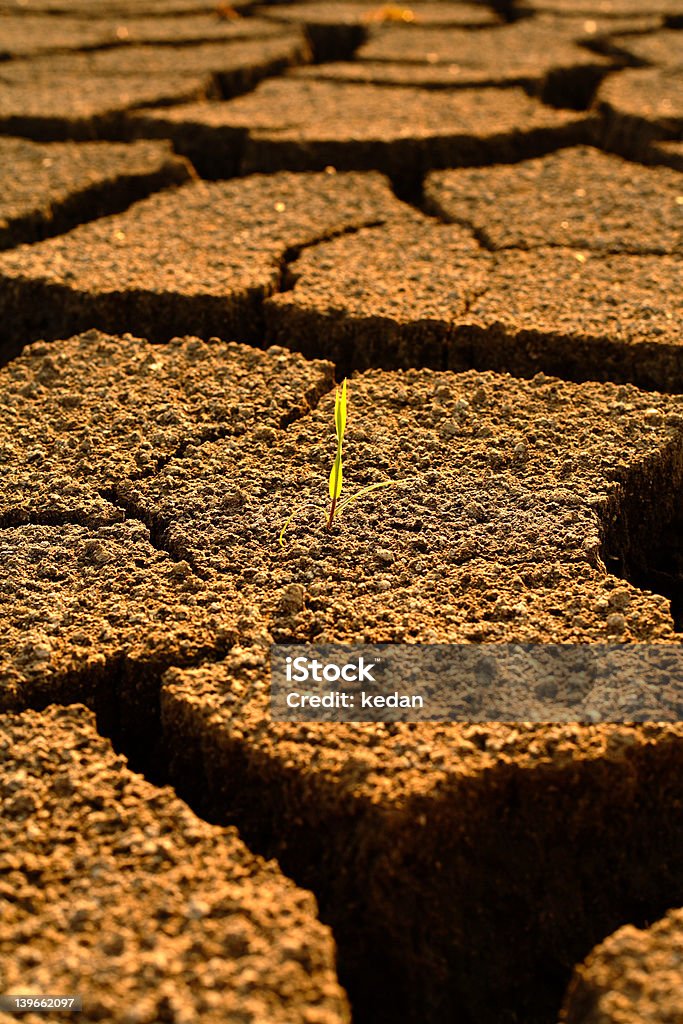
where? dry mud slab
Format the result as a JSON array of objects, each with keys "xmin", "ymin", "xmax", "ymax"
[
  {"xmin": 161, "ymin": 656, "xmax": 683, "ymax": 1024},
  {"xmin": 0, "ymin": 57, "xmax": 212, "ymax": 141},
  {"xmin": 264, "ymin": 218, "xmax": 491, "ymax": 371},
  {"xmin": 0, "ymin": 137, "xmax": 191, "ymax": 250},
  {"xmin": 459, "ymin": 248, "xmax": 683, "ymax": 390},
  {"xmin": 258, "ymin": 1, "xmax": 502, "ymax": 30},
  {"xmin": 0, "ymin": 13, "xmax": 123, "ymax": 56},
  {"xmin": 0, "ymin": 329, "xmax": 333, "ymax": 529},
  {"xmin": 0, "ymin": 705, "xmax": 350, "ymax": 1024},
  {"xmin": 0, "ymin": 31, "xmax": 310, "ymax": 140},
  {"xmin": 597, "ymin": 66, "xmax": 683, "ymax": 157},
  {"xmin": 0, "ymin": 327, "xmax": 331, "ymax": 741},
  {"xmin": 254, "ymin": 1, "xmax": 501, "ymax": 61},
  {"xmin": 560, "ymin": 908, "xmax": 683, "ymax": 1023},
  {"xmin": 347, "ymin": 18, "xmax": 610, "ymax": 103},
  {"xmin": 0, "ymin": 0, "xmax": 231, "ymax": 11},
  {"xmin": 114, "ymin": 367, "xmax": 683, "ymax": 645},
  {"xmin": 0, "ymin": 519, "xmax": 242, "ymax": 718},
  {"xmin": 263, "ymin": 219, "xmax": 683, "ymax": 389},
  {"xmin": 608, "ymin": 27, "xmax": 683, "ymax": 67},
  {"xmin": 132, "ymin": 80, "xmax": 593, "ymax": 182},
  {"xmin": 4, "ymin": 349, "xmax": 683, "ymax": 1020},
  {"xmin": 292, "ymin": 11, "xmax": 660, "ymax": 88},
  {"xmin": 424, "ymin": 146, "xmax": 683, "ymax": 254},
  {"xmin": 0, "ymin": 12, "xmax": 287, "ymax": 58},
  {"xmin": 0, "ymin": 171, "xmax": 408, "ymax": 358},
  {"xmin": 519, "ymin": 0, "xmax": 683, "ymax": 17}
]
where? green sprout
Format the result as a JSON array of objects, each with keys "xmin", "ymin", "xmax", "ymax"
[
  {"xmin": 279, "ymin": 378, "xmax": 396, "ymax": 546},
  {"xmin": 327, "ymin": 377, "xmax": 346, "ymax": 529}
]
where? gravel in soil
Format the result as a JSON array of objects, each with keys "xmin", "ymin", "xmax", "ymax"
[
  {"xmin": 0, "ymin": 171, "xmax": 407, "ymax": 356},
  {"xmin": 132, "ymin": 80, "xmax": 594, "ymax": 183},
  {"xmin": 0, "ymin": 137, "xmax": 192, "ymax": 250},
  {"xmin": 560, "ymin": 908, "xmax": 683, "ymax": 1024},
  {"xmin": 0, "ymin": 30, "xmax": 310, "ymax": 140},
  {"xmin": 597, "ymin": 66, "xmax": 683, "ymax": 157},
  {"xmin": 0, "ymin": 704, "xmax": 350, "ymax": 1024},
  {"xmin": 0, "ymin": 328, "xmax": 333, "ymax": 527},
  {"xmin": 424, "ymin": 146, "xmax": 683, "ymax": 254}
]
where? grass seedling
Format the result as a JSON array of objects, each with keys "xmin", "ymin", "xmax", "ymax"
[
  {"xmin": 279, "ymin": 378, "xmax": 397, "ymax": 546},
  {"xmin": 327, "ymin": 378, "xmax": 346, "ymax": 529}
]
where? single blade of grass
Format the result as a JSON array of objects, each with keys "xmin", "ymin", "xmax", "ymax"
[
  {"xmin": 329, "ymin": 450, "xmax": 343, "ymax": 501},
  {"xmin": 336, "ymin": 479, "xmax": 396, "ymax": 516},
  {"xmin": 279, "ymin": 501, "xmax": 324, "ymax": 547},
  {"xmin": 335, "ymin": 377, "xmax": 347, "ymax": 442}
]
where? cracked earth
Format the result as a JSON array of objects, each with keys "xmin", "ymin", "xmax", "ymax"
[{"xmin": 1, "ymin": 1, "xmax": 683, "ymax": 1023}]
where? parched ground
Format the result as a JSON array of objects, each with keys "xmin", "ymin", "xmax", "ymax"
[{"xmin": 1, "ymin": 3, "xmax": 683, "ymax": 1024}]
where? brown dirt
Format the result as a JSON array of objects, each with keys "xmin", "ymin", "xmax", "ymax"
[
  {"xmin": 0, "ymin": 11, "xmax": 288, "ymax": 59},
  {"xmin": 560, "ymin": 908, "xmax": 683, "ymax": 1023},
  {"xmin": 0, "ymin": 704, "xmax": 350, "ymax": 1024},
  {"xmin": 75, "ymin": 367, "xmax": 683, "ymax": 1023},
  {"xmin": 0, "ymin": 137, "xmax": 192, "ymax": 250},
  {"xmin": 424, "ymin": 146, "xmax": 683, "ymax": 254},
  {"xmin": 0, "ymin": 172, "xmax": 406, "ymax": 357},
  {"xmin": 608, "ymin": 27, "xmax": 683, "ymax": 67},
  {"xmin": 519, "ymin": 0, "xmax": 683, "ymax": 16},
  {"xmin": 0, "ymin": 519, "xmax": 241, "ymax": 719},
  {"xmin": 115, "ymin": 367, "xmax": 683, "ymax": 642},
  {"xmin": 256, "ymin": 1, "xmax": 501, "ymax": 61},
  {"xmin": 651, "ymin": 138, "xmax": 683, "ymax": 169},
  {"xmin": 462, "ymin": 248, "xmax": 683, "ymax": 390},
  {"xmin": 597, "ymin": 67, "xmax": 683, "ymax": 158},
  {"xmin": 0, "ymin": 56, "xmax": 214, "ymax": 141},
  {"xmin": 290, "ymin": 10, "xmax": 657, "ymax": 87},
  {"xmin": 1, "ymin": 3, "xmax": 683, "ymax": 1022},
  {"xmin": 0, "ymin": 329, "xmax": 332, "ymax": 526},
  {"xmin": 264, "ymin": 218, "xmax": 491, "ymax": 371},
  {"xmin": 131, "ymin": 80, "xmax": 595, "ymax": 185},
  {"xmin": 352, "ymin": 18, "xmax": 610, "ymax": 103},
  {"xmin": 263, "ymin": 221, "xmax": 683, "ymax": 390},
  {"xmin": 258, "ymin": 1, "xmax": 502, "ymax": 31},
  {"xmin": 0, "ymin": 32, "xmax": 309, "ymax": 140},
  {"xmin": 0, "ymin": 0, "xmax": 231, "ymax": 12},
  {"xmin": 0, "ymin": 12, "xmax": 121, "ymax": 57},
  {"xmin": 161, "ymin": 650, "xmax": 683, "ymax": 1024}
]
